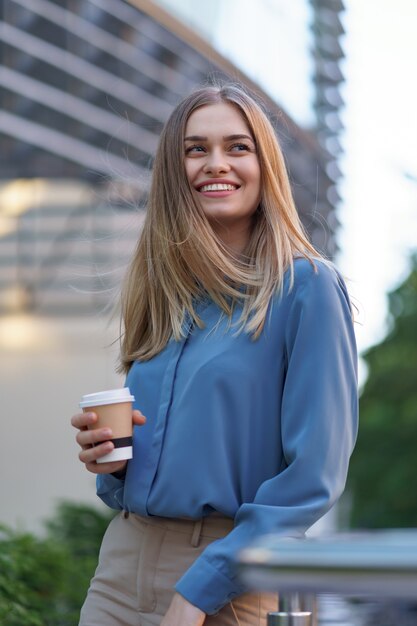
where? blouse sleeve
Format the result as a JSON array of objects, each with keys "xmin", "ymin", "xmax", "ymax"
[
  {"xmin": 96, "ymin": 473, "xmax": 125, "ymax": 510},
  {"xmin": 175, "ymin": 261, "xmax": 359, "ymax": 614}
]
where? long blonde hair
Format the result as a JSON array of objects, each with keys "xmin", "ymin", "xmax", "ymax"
[{"xmin": 119, "ymin": 83, "xmax": 320, "ymax": 372}]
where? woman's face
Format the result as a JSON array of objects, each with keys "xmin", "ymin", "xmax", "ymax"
[{"xmin": 184, "ymin": 101, "xmax": 261, "ymax": 251}]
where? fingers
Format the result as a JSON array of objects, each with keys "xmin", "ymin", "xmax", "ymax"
[
  {"xmin": 77, "ymin": 431, "xmax": 128, "ymax": 475},
  {"xmin": 81, "ymin": 443, "xmax": 127, "ymax": 475},
  {"xmin": 72, "ymin": 410, "xmax": 146, "ymax": 431},
  {"xmin": 79, "ymin": 441, "xmax": 127, "ymax": 475},
  {"xmin": 72, "ymin": 412, "xmax": 115, "ymax": 471},
  {"xmin": 76, "ymin": 426, "xmax": 113, "ymax": 449},
  {"xmin": 79, "ymin": 439, "xmax": 114, "ymax": 465},
  {"xmin": 133, "ymin": 409, "xmax": 146, "ymax": 426},
  {"xmin": 71, "ymin": 411, "xmax": 97, "ymax": 430},
  {"xmin": 72, "ymin": 408, "xmax": 146, "ymax": 475}
]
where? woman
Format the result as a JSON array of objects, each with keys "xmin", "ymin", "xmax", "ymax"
[{"xmin": 72, "ymin": 83, "xmax": 358, "ymax": 626}]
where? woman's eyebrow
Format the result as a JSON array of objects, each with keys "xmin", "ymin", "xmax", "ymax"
[
  {"xmin": 184, "ymin": 134, "xmax": 254, "ymax": 142},
  {"xmin": 184, "ymin": 135, "xmax": 207, "ymax": 141},
  {"xmin": 224, "ymin": 134, "xmax": 254, "ymax": 142}
]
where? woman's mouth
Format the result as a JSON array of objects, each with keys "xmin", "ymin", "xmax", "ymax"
[
  {"xmin": 199, "ymin": 183, "xmax": 238, "ymax": 192},
  {"xmin": 196, "ymin": 182, "xmax": 240, "ymax": 197}
]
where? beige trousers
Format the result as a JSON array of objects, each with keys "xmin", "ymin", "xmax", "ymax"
[{"xmin": 79, "ymin": 511, "xmax": 277, "ymax": 626}]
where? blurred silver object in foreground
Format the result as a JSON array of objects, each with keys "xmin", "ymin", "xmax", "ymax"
[
  {"xmin": 237, "ymin": 530, "xmax": 417, "ymax": 599},
  {"xmin": 266, "ymin": 592, "xmax": 313, "ymax": 625}
]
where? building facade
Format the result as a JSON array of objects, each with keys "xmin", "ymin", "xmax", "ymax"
[{"xmin": 0, "ymin": 0, "xmax": 345, "ymax": 316}]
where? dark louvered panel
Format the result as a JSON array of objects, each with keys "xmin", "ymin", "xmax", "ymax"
[
  {"xmin": 0, "ymin": 0, "xmax": 344, "ymax": 314},
  {"xmin": 309, "ymin": 0, "xmax": 346, "ymax": 254}
]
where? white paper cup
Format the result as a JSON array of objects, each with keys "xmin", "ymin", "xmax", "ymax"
[{"xmin": 80, "ymin": 388, "xmax": 135, "ymax": 463}]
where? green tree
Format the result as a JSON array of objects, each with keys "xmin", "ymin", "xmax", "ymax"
[
  {"xmin": 348, "ymin": 253, "xmax": 417, "ymax": 528},
  {"xmin": 0, "ymin": 502, "xmax": 114, "ymax": 626},
  {"xmin": 0, "ymin": 526, "xmax": 67, "ymax": 626},
  {"xmin": 45, "ymin": 501, "xmax": 115, "ymax": 618}
]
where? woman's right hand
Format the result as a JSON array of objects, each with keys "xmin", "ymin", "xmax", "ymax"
[{"xmin": 71, "ymin": 409, "xmax": 146, "ymax": 475}]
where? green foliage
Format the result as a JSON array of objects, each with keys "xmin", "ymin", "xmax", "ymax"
[
  {"xmin": 0, "ymin": 502, "xmax": 114, "ymax": 626},
  {"xmin": 348, "ymin": 253, "xmax": 417, "ymax": 528}
]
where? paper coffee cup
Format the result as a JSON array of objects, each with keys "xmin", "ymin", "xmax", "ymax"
[{"xmin": 80, "ymin": 388, "xmax": 135, "ymax": 463}]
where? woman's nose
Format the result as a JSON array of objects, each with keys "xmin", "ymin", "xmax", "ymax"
[{"xmin": 203, "ymin": 149, "xmax": 231, "ymax": 174}]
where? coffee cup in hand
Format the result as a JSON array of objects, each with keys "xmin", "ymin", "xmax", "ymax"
[{"xmin": 79, "ymin": 388, "xmax": 135, "ymax": 463}]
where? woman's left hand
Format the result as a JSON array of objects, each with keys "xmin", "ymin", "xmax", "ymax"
[{"xmin": 161, "ymin": 593, "xmax": 205, "ymax": 626}]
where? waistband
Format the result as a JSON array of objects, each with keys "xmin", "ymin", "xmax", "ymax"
[{"xmin": 123, "ymin": 512, "xmax": 234, "ymax": 547}]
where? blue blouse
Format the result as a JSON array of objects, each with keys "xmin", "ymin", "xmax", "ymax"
[{"xmin": 96, "ymin": 258, "xmax": 358, "ymax": 614}]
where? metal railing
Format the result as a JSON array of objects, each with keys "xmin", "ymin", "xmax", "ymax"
[
  {"xmin": 267, "ymin": 593, "xmax": 314, "ymax": 625},
  {"xmin": 236, "ymin": 530, "xmax": 417, "ymax": 625}
]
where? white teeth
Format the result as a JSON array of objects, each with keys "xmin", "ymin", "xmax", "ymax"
[{"xmin": 199, "ymin": 183, "xmax": 237, "ymax": 192}]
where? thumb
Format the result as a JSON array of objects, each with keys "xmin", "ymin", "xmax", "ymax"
[{"xmin": 133, "ymin": 409, "xmax": 146, "ymax": 425}]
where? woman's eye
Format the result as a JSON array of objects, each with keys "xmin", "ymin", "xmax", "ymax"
[
  {"xmin": 185, "ymin": 145, "xmax": 205, "ymax": 154},
  {"xmin": 230, "ymin": 143, "xmax": 250, "ymax": 152}
]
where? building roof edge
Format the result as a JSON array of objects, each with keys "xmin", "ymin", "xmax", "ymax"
[{"xmin": 126, "ymin": 0, "xmax": 322, "ymax": 157}]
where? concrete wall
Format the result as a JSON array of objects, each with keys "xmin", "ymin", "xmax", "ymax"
[{"xmin": 0, "ymin": 314, "xmax": 122, "ymax": 534}]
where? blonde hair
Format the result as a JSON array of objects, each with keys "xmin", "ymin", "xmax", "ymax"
[{"xmin": 119, "ymin": 83, "xmax": 320, "ymax": 372}]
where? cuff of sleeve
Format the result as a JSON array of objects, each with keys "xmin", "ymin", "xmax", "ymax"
[
  {"xmin": 96, "ymin": 474, "xmax": 125, "ymax": 510},
  {"xmin": 96, "ymin": 473, "xmax": 124, "ymax": 493},
  {"xmin": 175, "ymin": 556, "xmax": 245, "ymax": 615},
  {"xmin": 110, "ymin": 467, "xmax": 127, "ymax": 480}
]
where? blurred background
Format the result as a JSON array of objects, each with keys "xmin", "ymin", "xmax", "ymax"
[{"xmin": 0, "ymin": 0, "xmax": 416, "ymax": 623}]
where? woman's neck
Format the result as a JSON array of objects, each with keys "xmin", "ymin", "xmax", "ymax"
[{"xmin": 211, "ymin": 222, "xmax": 252, "ymax": 258}]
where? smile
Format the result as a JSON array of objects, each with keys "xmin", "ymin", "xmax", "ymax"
[{"xmin": 198, "ymin": 183, "xmax": 239, "ymax": 192}]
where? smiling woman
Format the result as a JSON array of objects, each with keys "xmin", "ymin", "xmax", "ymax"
[
  {"xmin": 72, "ymin": 82, "xmax": 358, "ymax": 626},
  {"xmin": 117, "ymin": 84, "xmax": 326, "ymax": 363},
  {"xmin": 184, "ymin": 102, "xmax": 261, "ymax": 252}
]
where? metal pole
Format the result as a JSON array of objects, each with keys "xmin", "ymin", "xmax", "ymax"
[{"xmin": 267, "ymin": 593, "xmax": 312, "ymax": 626}]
